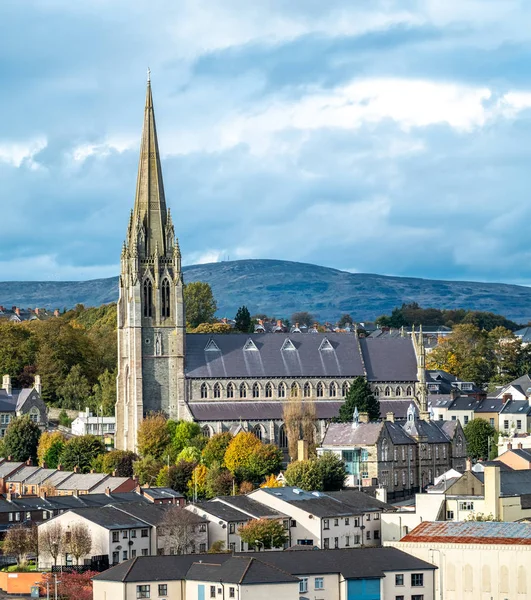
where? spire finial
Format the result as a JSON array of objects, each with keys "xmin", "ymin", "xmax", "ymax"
[{"xmin": 147, "ymin": 67, "xmax": 151, "ymax": 84}]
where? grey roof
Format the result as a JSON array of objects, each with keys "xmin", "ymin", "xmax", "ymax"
[
  {"xmin": 89, "ymin": 477, "xmax": 132, "ymax": 493},
  {"xmin": 322, "ymin": 422, "xmax": 384, "ymax": 446},
  {"xmin": 93, "ymin": 553, "xmax": 233, "ymax": 582},
  {"xmin": 448, "ymin": 397, "xmax": 483, "ymax": 411},
  {"xmin": 378, "ymin": 400, "xmax": 412, "ymax": 420},
  {"xmin": 213, "ymin": 496, "xmax": 287, "ymax": 518},
  {"xmin": 190, "ymin": 501, "xmax": 251, "ymax": 523},
  {"xmin": 429, "ymin": 395, "xmax": 454, "ymax": 408},
  {"xmin": 515, "ymin": 328, "xmax": 531, "ymax": 342},
  {"xmin": 473, "ymin": 469, "xmax": 531, "ymax": 495},
  {"xmin": 5, "ymin": 465, "xmax": 41, "ymax": 483},
  {"xmin": 325, "ymin": 490, "xmax": 394, "ymax": 512},
  {"xmin": 384, "ymin": 421, "xmax": 418, "ymax": 445},
  {"xmin": 500, "ymin": 400, "xmax": 531, "ymax": 415},
  {"xmin": 475, "ymin": 398, "xmax": 504, "ymax": 413},
  {"xmin": 0, "ymin": 461, "xmax": 24, "ymax": 478},
  {"xmin": 42, "ymin": 470, "xmax": 74, "ymax": 488},
  {"xmin": 433, "ymin": 420, "xmax": 460, "ymax": 440},
  {"xmin": 187, "ymin": 556, "xmax": 299, "ymax": 585},
  {"xmin": 0, "ymin": 389, "xmax": 36, "ymax": 412},
  {"xmin": 189, "ymin": 401, "xmax": 343, "ymax": 421},
  {"xmin": 185, "ymin": 334, "xmax": 417, "ymax": 382},
  {"xmin": 69, "ymin": 505, "xmax": 151, "ymax": 529},
  {"xmin": 141, "ymin": 487, "xmax": 184, "ymax": 500},
  {"xmin": 111, "ymin": 502, "xmax": 169, "ymax": 525},
  {"xmin": 22, "ymin": 468, "xmax": 59, "ymax": 486},
  {"xmin": 507, "ymin": 374, "xmax": 531, "ymax": 389},
  {"xmin": 55, "ymin": 473, "xmax": 108, "ymax": 491},
  {"xmin": 403, "ymin": 418, "xmax": 451, "ymax": 444}
]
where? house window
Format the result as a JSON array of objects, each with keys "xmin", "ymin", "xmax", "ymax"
[
  {"xmin": 214, "ymin": 383, "xmax": 221, "ymax": 399},
  {"xmin": 412, "ymin": 596, "xmax": 424, "ymax": 600},
  {"xmin": 342, "ymin": 381, "xmax": 349, "ymax": 397},
  {"xmin": 464, "ymin": 416, "xmax": 469, "ymax": 425},
  {"xmin": 345, "ymin": 536, "xmax": 350, "ymax": 546},
  {"xmin": 112, "ymin": 531, "xmax": 119, "ymax": 543},
  {"xmin": 210, "ymin": 586, "xmax": 216, "ymax": 598},
  {"xmin": 112, "ymin": 551, "xmax": 119, "ymax": 564},
  {"xmin": 229, "ymin": 523, "xmax": 235, "ymax": 534},
  {"xmin": 396, "ymin": 597, "xmax": 405, "ymax": 600},
  {"xmin": 443, "ymin": 446, "xmax": 447, "ymax": 459},
  {"xmin": 229, "ymin": 542, "xmax": 235, "ymax": 552},
  {"xmin": 122, "ymin": 550, "xmax": 128, "ymax": 561},
  {"xmin": 366, "ymin": 531, "xmax": 371, "ymax": 540},
  {"xmin": 452, "ymin": 416, "xmax": 457, "ymax": 421},
  {"xmin": 374, "ymin": 530, "xmax": 380, "ymax": 540},
  {"xmin": 361, "ymin": 449, "xmax": 369, "ymax": 461},
  {"xmin": 459, "ymin": 501, "xmax": 474, "ymax": 511},
  {"xmin": 161, "ymin": 279, "xmax": 171, "ymax": 318},
  {"xmin": 395, "ymin": 574, "xmax": 404, "ymax": 586},
  {"xmin": 504, "ymin": 420, "xmax": 509, "ymax": 430},
  {"xmin": 229, "ymin": 588, "xmax": 235, "ymax": 598},
  {"xmin": 394, "ymin": 448, "xmax": 398, "ymax": 461},
  {"xmin": 385, "ymin": 386, "xmax": 391, "ymax": 397},
  {"xmin": 315, "ymin": 577, "xmax": 324, "ymax": 590},
  {"xmin": 354, "ymin": 518, "xmax": 360, "ymax": 527},
  {"xmin": 366, "ymin": 514, "xmax": 371, "ymax": 521},
  {"xmin": 199, "ymin": 523, "xmax": 207, "ymax": 532},
  {"xmin": 200, "ymin": 543, "xmax": 206, "ymax": 552},
  {"xmin": 141, "ymin": 529, "xmax": 148, "ymax": 538},
  {"xmin": 489, "ymin": 418, "xmax": 495, "ymax": 427},
  {"xmin": 122, "ymin": 530, "xmax": 128, "ymax": 539},
  {"xmin": 131, "ymin": 549, "xmax": 136, "ymax": 558},
  {"xmin": 141, "ymin": 549, "xmax": 148, "ymax": 556},
  {"xmin": 29, "ymin": 408, "xmax": 40, "ymax": 423},
  {"xmin": 334, "ymin": 537, "xmax": 339, "ymax": 548},
  {"xmin": 394, "ymin": 472, "xmax": 398, "ymax": 487},
  {"xmin": 136, "ymin": 585, "xmax": 150, "ymax": 598},
  {"xmin": 329, "ymin": 382, "xmax": 337, "ymax": 397},
  {"xmin": 130, "ymin": 529, "xmax": 136, "ymax": 538},
  {"xmin": 447, "ymin": 510, "xmax": 454, "ymax": 520},
  {"xmin": 517, "ymin": 420, "xmax": 522, "ymax": 429},
  {"xmin": 411, "ymin": 573, "xmax": 424, "ymax": 587},
  {"xmin": 323, "ymin": 519, "xmax": 329, "ymax": 530},
  {"xmin": 299, "ymin": 578, "xmax": 308, "ymax": 593},
  {"xmin": 354, "ymin": 535, "xmax": 360, "ymax": 545},
  {"xmin": 345, "ymin": 518, "xmax": 349, "ymax": 525},
  {"xmin": 143, "ymin": 280, "xmax": 153, "ymax": 318},
  {"xmin": 158, "ymin": 585, "xmax": 167, "ymax": 596},
  {"xmin": 334, "ymin": 518, "xmax": 339, "ymax": 526}
]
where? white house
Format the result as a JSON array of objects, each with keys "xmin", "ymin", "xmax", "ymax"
[{"xmin": 71, "ymin": 408, "xmax": 116, "ymax": 437}]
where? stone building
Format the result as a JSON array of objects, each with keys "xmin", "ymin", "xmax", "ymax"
[
  {"xmin": 116, "ymin": 77, "xmax": 432, "ymax": 452},
  {"xmin": 0, "ymin": 375, "xmax": 47, "ymax": 436}
]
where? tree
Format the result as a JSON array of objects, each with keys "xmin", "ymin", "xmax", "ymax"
[
  {"xmin": 246, "ymin": 445, "xmax": 283, "ymax": 481},
  {"xmin": 41, "ymin": 570, "xmax": 96, "ymax": 600},
  {"xmin": 101, "ymin": 450, "xmax": 138, "ymax": 477},
  {"xmin": 463, "ymin": 418, "xmax": 497, "ymax": 460},
  {"xmin": 39, "ymin": 522, "xmax": 63, "ymax": 567},
  {"xmin": 4, "ymin": 415, "xmax": 41, "ymax": 462},
  {"xmin": 3, "ymin": 525, "xmax": 35, "ymax": 566},
  {"xmin": 173, "ymin": 421, "xmax": 201, "ymax": 454},
  {"xmin": 160, "ymin": 506, "xmax": 201, "ymax": 554},
  {"xmin": 59, "ymin": 409, "xmax": 72, "ymax": 428},
  {"xmin": 283, "ymin": 397, "xmax": 316, "ymax": 461},
  {"xmin": 338, "ymin": 314, "xmax": 353, "ymax": 328},
  {"xmin": 317, "ymin": 452, "xmax": 346, "ymax": 491},
  {"xmin": 338, "ymin": 377, "xmax": 380, "ymax": 422},
  {"xmin": 235, "ymin": 306, "xmax": 252, "ymax": 333},
  {"xmin": 58, "ymin": 435, "xmax": 105, "ymax": 472},
  {"xmin": 134, "ymin": 456, "xmax": 164, "ymax": 486},
  {"xmin": 284, "ymin": 460, "xmax": 322, "ymax": 491},
  {"xmin": 261, "ymin": 474, "xmax": 282, "ymax": 488},
  {"xmin": 137, "ymin": 413, "xmax": 170, "ymax": 459},
  {"xmin": 187, "ymin": 464, "xmax": 208, "ymax": 501},
  {"xmin": 0, "ymin": 323, "xmax": 35, "ymax": 387},
  {"xmin": 57, "ymin": 364, "xmax": 92, "ymax": 410},
  {"xmin": 43, "ymin": 439, "xmax": 66, "ymax": 469},
  {"xmin": 89, "ymin": 369, "xmax": 116, "ymax": 416},
  {"xmin": 208, "ymin": 540, "xmax": 226, "ymax": 553},
  {"xmin": 37, "ymin": 431, "xmax": 66, "ymax": 466},
  {"xmin": 184, "ymin": 282, "xmax": 217, "ymax": 328},
  {"xmin": 177, "ymin": 446, "xmax": 202, "ymax": 463},
  {"xmin": 206, "ymin": 466, "xmax": 235, "ymax": 498},
  {"xmin": 291, "ymin": 312, "xmax": 314, "ymax": 327},
  {"xmin": 63, "ymin": 522, "xmax": 92, "ymax": 565},
  {"xmin": 156, "ymin": 460, "xmax": 197, "ymax": 493},
  {"xmin": 202, "ymin": 432, "xmax": 233, "ymax": 467},
  {"xmin": 223, "ymin": 432, "xmax": 262, "ymax": 478},
  {"xmin": 189, "ymin": 323, "xmax": 232, "ymax": 334},
  {"xmin": 238, "ymin": 519, "xmax": 288, "ymax": 550}
]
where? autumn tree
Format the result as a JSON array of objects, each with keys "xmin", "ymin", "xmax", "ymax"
[
  {"xmin": 137, "ymin": 413, "xmax": 170, "ymax": 459},
  {"xmin": 39, "ymin": 522, "xmax": 63, "ymax": 567},
  {"xmin": 338, "ymin": 377, "xmax": 380, "ymax": 422},
  {"xmin": 63, "ymin": 522, "xmax": 92, "ymax": 565},
  {"xmin": 58, "ymin": 435, "xmax": 105, "ymax": 473},
  {"xmin": 283, "ymin": 397, "xmax": 316, "ymax": 461},
  {"xmin": 245, "ymin": 444, "xmax": 283, "ymax": 481},
  {"xmin": 37, "ymin": 431, "xmax": 66, "ymax": 466},
  {"xmin": 238, "ymin": 519, "xmax": 288, "ymax": 550},
  {"xmin": 223, "ymin": 432, "xmax": 262, "ymax": 478},
  {"xmin": 41, "ymin": 570, "xmax": 96, "ymax": 600},
  {"xmin": 43, "ymin": 439, "xmax": 65, "ymax": 469},
  {"xmin": 156, "ymin": 460, "xmax": 197, "ymax": 494},
  {"xmin": 206, "ymin": 466, "xmax": 234, "ymax": 498},
  {"xmin": 101, "ymin": 450, "xmax": 138, "ymax": 477},
  {"xmin": 261, "ymin": 474, "xmax": 282, "ymax": 488},
  {"xmin": 4, "ymin": 415, "xmax": 41, "ymax": 462},
  {"xmin": 187, "ymin": 464, "xmax": 208, "ymax": 501},
  {"xmin": 235, "ymin": 305, "xmax": 252, "ymax": 333},
  {"xmin": 184, "ymin": 282, "xmax": 217, "ymax": 328},
  {"xmin": 3, "ymin": 525, "xmax": 36, "ymax": 566},
  {"xmin": 284, "ymin": 459, "xmax": 322, "ymax": 491},
  {"xmin": 202, "ymin": 432, "xmax": 233, "ymax": 467},
  {"xmin": 160, "ymin": 506, "xmax": 201, "ymax": 554},
  {"xmin": 134, "ymin": 456, "xmax": 164, "ymax": 486}
]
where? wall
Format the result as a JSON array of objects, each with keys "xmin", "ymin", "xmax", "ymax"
[
  {"xmin": 382, "ymin": 494, "xmax": 444, "ymax": 542},
  {"xmin": 0, "ymin": 571, "xmax": 44, "ymax": 595},
  {"xmin": 241, "ymin": 582, "xmax": 299, "ymax": 600},
  {"xmin": 387, "ymin": 541, "xmax": 531, "ymax": 600},
  {"xmin": 347, "ymin": 578, "xmax": 380, "ymax": 600},
  {"xmin": 93, "ymin": 580, "xmax": 127, "ymax": 600},
  {"xmin": 380, "ymin": 568, "xmax": 435, "ymax": 600}
]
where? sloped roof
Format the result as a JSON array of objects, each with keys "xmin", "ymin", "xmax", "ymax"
[
  {"xmin": 189, "ymin": 401, "xmax": 343, "ymax": 421},
  {"xmin": 358, "ymin": 338, "xmax": 417, "ymax": 381},
  {"xmin": 187, "ymin": 556, "xmax": 299, "ymax": 584},
  {"xmin": 190, "ymin": 501, "xmax": 251, "ymax": 523},
  {"xmin": 69, "ymin": 505, "xmax": 150, "ymax": 529},
  {"xmin": 322, "ymin": 422, "xmax": 384, "ymax": 446},
  {"xmin": 402, "ymin": 521, "xmax": 531, "ymax": 545},
  {"xmin": 213, "ymin": 496, "xmax": 287, "ymax": 518}
]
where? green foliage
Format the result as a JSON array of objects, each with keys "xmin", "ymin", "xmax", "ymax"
[
  {"xmin": 177, "ymin": 446, "xmax": 202, "ymax": 463},
  {"xmin": 0, "ymin": 323, "xmax": 35, "ymax": 388},
  {"xmin": 463, "ymin": 418, "xmax": 497, "ymax": 460},
  {"xmin": 58, "ymin": 435, "xmax": 105, "ymax": 473},
  {"xmin": 317, "ymin": 452, "xmax": 346, "ymax": 491},
  {"xmin": 206, "ymin": 465, "xmax": 235, "ymax": 498},
  {"xmin": 137, "ymin": 414, "xmax": 170, "ymax": 459},
  {"xmin": 58, "ymin": 409, "xmax": 72, "ymax": 428},
  {"xmin": 284, "ymin": 459, "xmax": 323, "ymax": 491},
  {"xmin": 37, "ymin": 431, "xmax": 66, "ymax": 466},
  {"xmin": 157, "ymin": 459, "xmax": 198, "ymax": 494},
  {"xmin": 3, "ymin": 416, "xmax": 41, "ymax": 462},
  {"xmin": 100, "ymin": 450, "xmax": 138, "ymax": 477},
  {"xmin": 337, "ymin": 314, "xmax": 353, "ymax": 328},
  {"xmin": 238, "ymin": 518, "xmax": 288, "ymax": 549},
  {"xmin": 173, "ymin": 421, "xmax": 201, "ymax": 455},
  {"xmin": 338, "ymin": 377, "xmax": 380, "ymax": 422},
  {"xmin": 208, "ymin": 540, "xmax": 227, "ymax": 553},
  {"xmin": 184, "ymin": 282, "xmax": 217, "ymax": 328},
  {"xmin": 245, "ymin": 444, "xmax": 283, "ymax": 481},
  {"xmin": 234, "ymin": 305, "xmax": 252, "ymax": 333},
  {"xmin": 43, "ymin": 440, "xmax": 65, "ymax": 469},
  {"xmin": 89, "ymin": 369, "xmax": 116, "ymax": 416},
  {"xmin": 223, "ymin": 432, "xmax": 262, "ymax": 477},
  {"xmin": 57, "ymin": 365, "xmax": 91, "ymax": 410},
  {"xmin": 202, "ymin": 432, "xmax": 233, "ymax": 467},
  {"xmin": 291, "ymin": 312, "xmax": 314, "ymax": 327},
  {"xmin": 134, "ymin": 456, "xmax": 164, "ymax": 486}
]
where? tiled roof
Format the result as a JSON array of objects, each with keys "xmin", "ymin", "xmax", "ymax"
[
  {"xmin": 322, "ymin": 422, "xmax": 384, "ymax": 446},
  {"xmin": 187, "ymin": 556, "xmax": 299, "ymax": 584},
  {"xmin": 213, "ymin": 496, "xmax": 287, "ymax": 518},
  {"xmin": 189, "ymin": 401, "xmax": 343, "ymax": 421},
  {"xmin": 402, "ymin": 521, "xmax": 531, "ymax": 545}
]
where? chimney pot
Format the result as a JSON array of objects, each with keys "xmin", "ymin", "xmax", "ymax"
[
  {"xmin": 465, "ymin": 457, "xmax": 472, "ymax": 471},
  {"xmin": 517, "ymin": 443, "xmax": 523, "ymax": 450},
  {"xmin": 358, "ymin": 412, "xmax": 369, "ymax": 424},
  {"xmin": 73, "ymin": 466, "xmax": 80, "ymax": 473},
  {"xmin": 386, "ymin": 412, "xmax": 395, "ymax": 423}
]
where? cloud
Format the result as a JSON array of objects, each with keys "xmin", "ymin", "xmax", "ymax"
[{"xmin": 0, "ymin": 137, "xmax": 47, "ymax": 169}]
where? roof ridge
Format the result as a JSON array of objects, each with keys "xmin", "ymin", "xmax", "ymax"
[
  {"xmin": 121, "ymin": 556, "xmax": 138, "ymax": 582},
  {"xmin": 238, "ymin": 556, "xmax": 254, "ymax": 584},
  {"xmin": 249, "ymin": 555, "xmax": 299, "ymax": 580}
]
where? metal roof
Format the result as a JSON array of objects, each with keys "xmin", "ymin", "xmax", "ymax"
[{"xmin": 402, "ymin": 521, "xmax": 531, "ymax": 545}]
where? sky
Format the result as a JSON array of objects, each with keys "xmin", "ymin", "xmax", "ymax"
[{"xmin": 2, "ymin": 0, "xmax": 531, "ymax": 284}]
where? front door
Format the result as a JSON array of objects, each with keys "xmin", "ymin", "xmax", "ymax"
[{"xmin": 198, "ymin": 584, "xmax": 205, "ymax": 600}]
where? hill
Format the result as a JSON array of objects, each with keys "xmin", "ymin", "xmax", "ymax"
[{"xmin": 1, "ymin": 259, "xmax": 531, "ymax": 323}]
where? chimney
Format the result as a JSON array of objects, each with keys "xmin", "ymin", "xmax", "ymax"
[
  {"xmin": 2, "ymin": 375, "xmax": 12, "ymax": 396},
  {"xmin": 73, "ymin": 466, "xmax": 80, "ymax": 473},
  {"xmin": 15, "ymin": 307, "xmax": 20, "ymax": 316},
  {"xmin": 484, "ymin": 465, "xmax": 501, "ymax": 520},
  {"xmin": 105, "ymin": 487, "xmax": 111, "ymax": 497},
  {"xmin": 26, "ymin": 458, "xmax": 32, "ymax": 466},
  {"xmin": 517, "ymin": 443, "xmax": 523, "ymax": 450},
  {"xmin": 57, "ymin": 464, "xmax": 63, "ymax": 471},
  {"xmin": 297, "ymin": 440, "xmax": 309, "ymax": 462},
  {"xmin": 277, "ymin": 320, "xmax": 282, "ymax": 328},
  {"xmin": 7, "ymin": 456, "xmax": 12, "ymax": 462},
  {"xmin": 40, "ymin": 491, "xmax": 47, "ymax": 500},
  {"xmin": 358, "ymin": 412, "xmax": 369, "ymax": 424},
  {"xmin": 35, "ymin": 308, "xmax": 39, "ymax": 316},
  {"xmin": 502, "ymin": 393, "xmax": 512, "ymax": 404},
  {"xmin": 507, "ymin": 442, "xmax": 512, "ymax": 450},
  {"xmin": 112, "ymin": 470, "xmax": 117, "ymax": 477},
  {"xmin": 375, "ymin": 487, "xmax": 388, "ymax": 504},
  {"xmin": 386, "ymin": 412, "xmax": 395, "ymax": 423},
  {"xmin": 41, "ymin": 461, "xmax": 47, "ymax": 469},
  {"xmin": 465, "ymin": 457, "xmax": 472, "ymax": 471},
  {"xmin": 34, "ymin": 375, "xmax": 42, "ymax": 395},
  {"xmin": 90, "ymin": 469, "xmax": 94, "ymax": 474},
  {"xmin": 73, "ymin": 489, "xmax": 79, "ymax": 497},
  {"xmin": 6, "ymin": 492, "xmax": 12, "ymax": 502}
]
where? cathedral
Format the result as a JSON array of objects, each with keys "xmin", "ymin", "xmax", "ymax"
[{"xmin": 115, "ymin": 78, "xmax": 429, "ymax": 452}]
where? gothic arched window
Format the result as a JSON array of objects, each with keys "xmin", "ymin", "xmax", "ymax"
[
  {"xmin": 303, "ymin": 382, "xmax": 311, "ymax": 398},
  {"xmin": 252, "ymin": 383, "xmax": 260, "ymax": 398},
  {"xmin": 227, "ymin": 383, "xmax": 235, "ymax": 399},
  {"xmin": 161, "ymin": 279, "xmax": 171, "ymax": 318},
  {"xmin": 342, "ymin": 381, "xmax": 349, "ymax": 397},
  {"xmin": 265, "ymin": 382, "xmax": 273, "ymax": 398},
  {"xmin": 374, "ymin": 387, "xmax": 380, "ymax": 397},
  {"xmin": 278, "ymin": 425, "xmax": 288, "ymax": 448},
  {"xmin": 396, "ymin": 386, "xmax": 402, "ymax": 397},
  {"xmin": 384, "ymin": 386, "xmax": 391, "ymax": 397},
  {"xmin": 381, "ymin": 440, "xmax": 389, "ymax": 462},
  {"xmin": 278, "ymin": 382, "xmax": 286, "ymax": 398},
  {"xmin": 406, "ymin": 386, "xmax": 413, "ymax": 396},
  {"xmin": 143, "ymin": 280, "xmax": 153, "ymax": 318},
  {"xmin": 213, "ymin": 383, "xmax": 221, "ymax": 399},
  {"xmin": 202, "ymin": 425, "xmax": 212, "ymax": 438},
  {"xmin": 291, "ymin": 382, "xmax": 299, "ymax": 397},
  {"xmin": 316, "ymin": 382, "xmax": 324, "ymax": 398},
  {"xmin": 329, "ymin": 382, "xmax": 337, "ymax": 397},
  {"xmin": 200, "ymin": 383, "xmax": 208, "ymax": 399},
  {"xmin": 240, "ymin": 383, "xmax": 247, "ymax": 399},
  {"xmin": 253, "ymin": 424, "xmax": 264, "ymax": 441}
]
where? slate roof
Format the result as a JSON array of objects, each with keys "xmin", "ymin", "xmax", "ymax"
[
  {"xmin": 475, "ymin": 398, "xmax": 504, "ymax": 413},
  {"xmin": 185, "ymin": 334, "xmax": 417, "ymax": 382},
  {"xmin": 0, "ymin": 461, "xmax": 24, "ymax": 478},
  {"xmin": 378, "ymin": 400, "xmax": 412, "ymax": 420},
  {"xmin": 499, "ymin": 400, "xmax": 531, "ymax": 415},
  {"xmin": 5, "ymin": 466, "xmax": 41, "ymax": 483},
  {"xmin": 189, "ymin": 401, "xmax": 343, "ymax": 421},
  {"xmin": 0, "ymin": 389, "xmax": 35, "ymax": 412},
  {"xmin": 402, "ymin": 521, "xmax": 531, "ymax": 545},
  {"xmin": 433, "ymin": 420, "xmax": 460, "ymax": 440},
  {"xmin": 447, "ymin": 397, "xmax": 483, "ymax": 411},
  {"xmin": 214, "ymin": 496, "xmax": 287, "ymax": 518},
  {"xmin": 55, "ymin": 473, "xmax": 108, "ymax": 491},
  {"xmin": 428, "ymin": 395, "xmax": 454, "ymax": 408},
  {"xmin": 472, "ymin": 469, "xmax": 531, "ymax": 495},
  {"xmin": 141, "ymin": 487, "xmax": 184, "ymax": 500},
  {"xmin": 89, "ymin": 477, "xmax": 132, "ymax": 493},
  {"xmin": 68, "ymin": 505, "xmax": 150, "ymax": 529},
  {"xmin": 403, "ymin": 418, "xmax": 451, "ymax": 444},
  {"xmin": 322, "ymin": 422, "xmax": 384, "ymax": 446},
  {"xmin": 93, "ymin": 553, "xmax": 233, "ymax": 582},
  {"xmin": 111, "ymin": 502, "xmax": 169, "ymax": 525},
  {"xmin": 325, "ymin": 490, "xmax": 394, "ymax": 512},
  {"xmin": 22, "ymin": 468, "xmax": 59, "ymax": 486},
  {"xmin": 187, "ymin": 556, "xmax": 299, "ymax": 584},
  {"xmin": 515, "ymin": 328, "xmax": 531, "ymax": 343},
  {"xmin": 190, "ymin": 501, "xmax": 251, "ymax": 523}
]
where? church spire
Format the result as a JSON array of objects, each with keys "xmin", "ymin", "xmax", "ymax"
[{"xmin": 130, "ymin": 72, "xmax": 168, "ymax": 257}]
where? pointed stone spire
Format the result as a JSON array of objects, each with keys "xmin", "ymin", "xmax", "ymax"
[
  {"xmin": 352, "ymin": 406, "xmax": 359, "ymax": 429},
  {"xmin": 129, "ymin": 72, "xmax": 168, "ymax": 257}
]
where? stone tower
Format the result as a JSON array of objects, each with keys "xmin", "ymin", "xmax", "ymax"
[{"xmin": 115, "ymin": 74, "xmax": 190, "ymax": 452}]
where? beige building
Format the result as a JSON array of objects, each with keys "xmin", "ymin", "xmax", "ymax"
[{"xmin": 387, "ymin": 520, "xmax": 531, "ymax": 600}]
